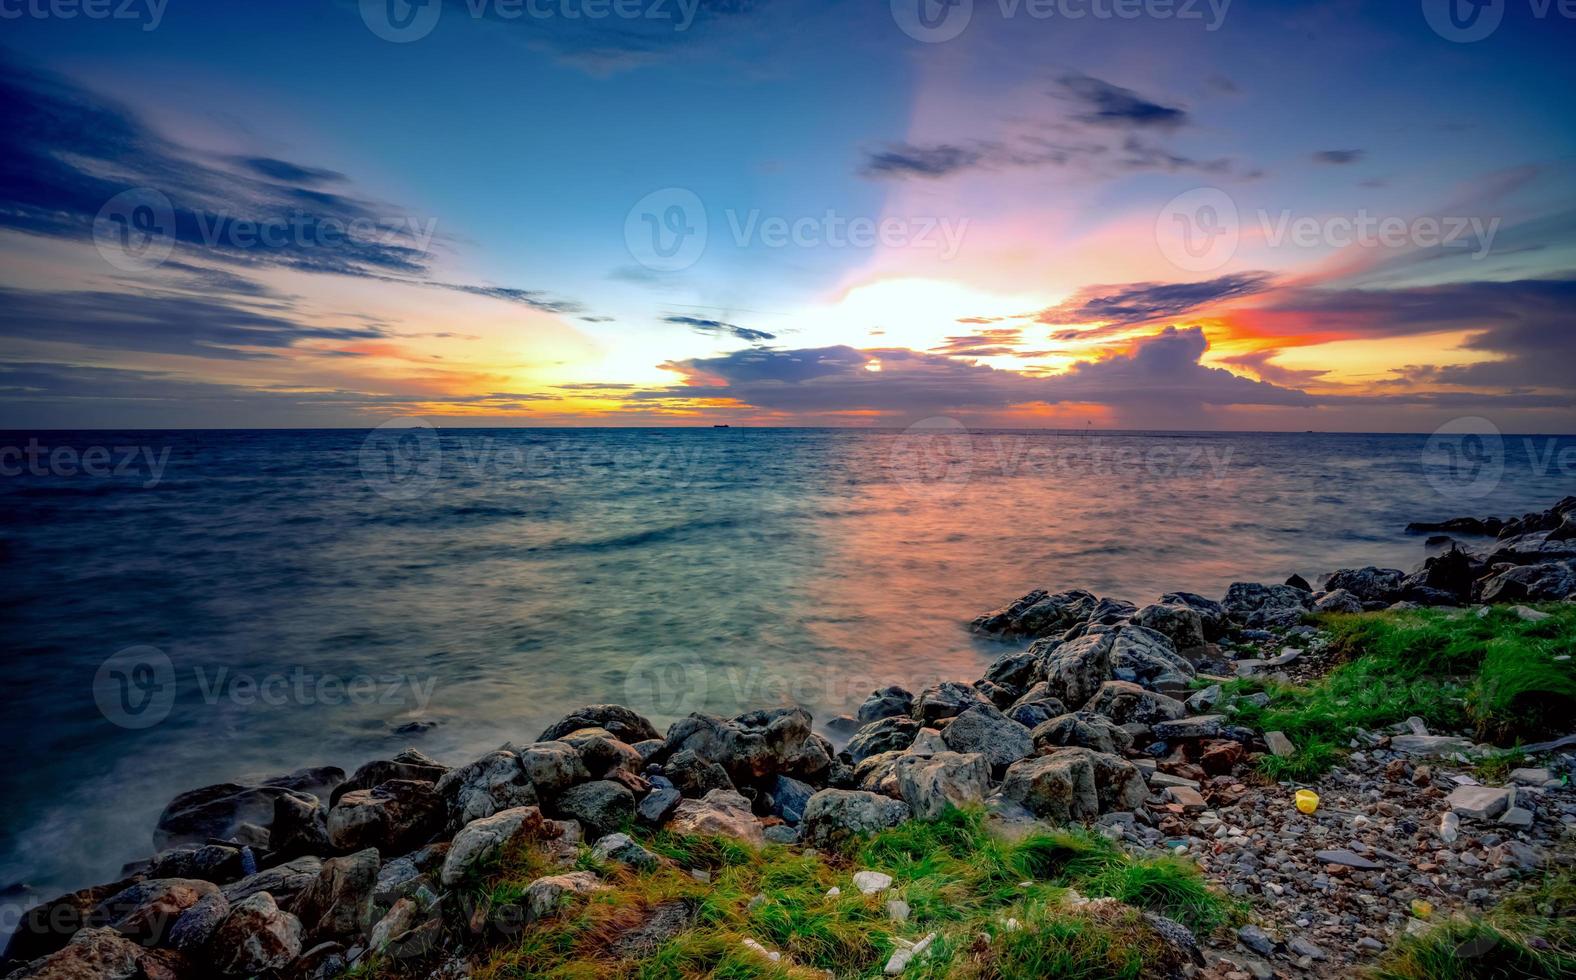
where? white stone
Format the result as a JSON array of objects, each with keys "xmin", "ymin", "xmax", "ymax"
[
  {"xmin": 1439, "ymin": 811, "xmax": 1460, "ymax": 843},
  {"xmin": 885, "ymin": 899, "xmax": 910, "ymax": 923},
  {"xmin": 1447, "ymin": 785, "xmax": 1514, "ymax": 821},
  {"xmin": 853, "ymin": 871, "xmax": 893, "ymax": 895},
  {"xmin": 884, "ymin": 932, "xmax": 935, "ymax": 974},
  {"xmin": 1509, "ymin": 768, "xmax": 1553, "ymax": 786}
]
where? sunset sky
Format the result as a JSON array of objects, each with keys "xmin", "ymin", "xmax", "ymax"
[{"xmin": 2, "ymin": 0, "xmax": 1574, "ymax": 430}]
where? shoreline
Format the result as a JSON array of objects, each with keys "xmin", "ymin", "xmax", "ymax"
[{"xmin": 3, "ymin": 496, "xmax": 1574, "ymax": 978}]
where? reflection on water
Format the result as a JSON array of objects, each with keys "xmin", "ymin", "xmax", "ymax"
[{"xmin": 1, "ymin": 427, "xmax": 1572, "ymax": 900}]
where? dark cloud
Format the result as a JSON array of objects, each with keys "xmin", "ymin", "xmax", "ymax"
[
  {"xmin": 1040, "ymin": 272, "xmax": 1274, "ymax": 326},
  {"xmin": 931, "ymin": 328, "xmax": 1026, "ymax": 358},
  {"xmin": 1312, "ymin": 149, "xmax": 1364, "ymax": 164},
  {"xmin": 663, "ymin": 315, "xmax": 776, "ymax": 342},
  {"xmin": 1218, "ymin": 350, "xmax": 1331, "ymax": 387},
  {"xmin": 236, "ymin": 157, "xmax": 347, "ymax": 185},
  {"xmin": 860, "ymin": 143, "xmax": 986, "ymax": 179},
  {"xmin": 1058, "ymin": 74, "xmax": 1188, "ymax": 130}
]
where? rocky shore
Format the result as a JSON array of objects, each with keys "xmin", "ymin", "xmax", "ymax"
[{"xmin": 4, "ymin": 497, "xmax": 1573, "ymax": 980}]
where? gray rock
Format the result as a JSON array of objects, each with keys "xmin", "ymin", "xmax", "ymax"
[
  {"xmin": 1151, "ymin": 715, "xmax": 1224, "ymax": 740},
  {"xmin": 912, "ymin": 681, "xmax": 989, "ymax": 725},
  {"xmin": 1313, "ymin": 849, "xmax": 1382, "ymax": 869},
  {"xmin": 221, "ymin": 855, "xmax": 322, "ymax": 904},
  {"xmin": 767, "ymin": 775, "xmax": 816, "ymax": 825},
  {"xmin": 538, "ymin": 704, "xmax": 660, "ymax": 744},
  {"xmin": 326, "ymin": 779, "xmax": 444, "ymax": 853},
  {"xmin": 441, "ymin": 806, "xmax": 545, "ymax": 886},
  {"xmin": 554, "ymin": 780, "xmax": 635, "ymax": 838},
  {"xmin": 894, "ymin": 751, "xmax": 991, "ymax": 819},
  {"xmin": 1082, "ymin": 680, "xmax": 1185, "ymax": 726},
  {"xmin": 89, "ymin": 878, "xmax": 218, "ymax": 945},
  {"xmin": 1263, "ymin": 731, "xmax": 1295, "ymax": 757},
  {"xmin": 435, "ymin": 749, "xmax": 539, "ymax": 830},
  {"xmin": 857, "ymin": 686, "xmax": 914, "ymax": 724},
  {"xmin": 591, "ymin": 832, "xmax": 660, "ymax": 870},
  {"xmin": 1107, "ymin": 626, "xmax": 1195, "ymax": 691},
  {"xmin": 637, "ymin": 776, "xmax": 682, "ymax": 826},
  {"xmin": 801, "ymin": 790, "xmax": 910, "ymax": 848},
  {"xmin": 1037, "ymin": 632, "xmax": 1116, "ymax": 707},
  {"xmin": 207, "ymin": 892, "xmax": 303, "ymax": 975},
  {"xmin": 1133, "ymin": 603, "xmax": 1207, "ymax": 652},
  {"xmin": 1447, "ymin": 785, "xmax": 1514, "ymax": 820},
  {"xmin": 522, "ymin": 871, "xmax": 605, "ymax": 923},
  {"xmin": 166, "ymin": 892, "xmax": 229, "ymax": 952},
  {"xmin": 1389, "ymin": 734, "xmax": 1475, "ymax": 756},
  {"xmin": 291, "ymin": 847, "xmax": 379, "ymax": 944},
  {"xmin": 517, "ymin": 741, "xmax": 592, "ymax": 796},
  {"xmin": 1159, "ymin": 592, "xmax": 1229, "ymax": 640},
  {"xmin": 1479, "ymin": 559, "xmax": 1576, "ymax": 603},
  {"xmin": 666, "ymin": 789, "xmax": 764, "ymax": 846},
  {"xmin": 845, "ymin": 716, "xmax": 921, "ymax": 764},
  {"xmin": 1222, "ymin": 582, "xmax": 1313, "ymax": 629},
  {"xmin": 1237, "ymin": 924, "xmax": 1275, "ymax": 956},
  {"xmin": 1314, "ymin": 588, "xmax": 1364, "ymax": 614},
  {"xmin": 662, "ymin": 748, "xmax": 735, "ymax": 797},
  {"xmin": 1325, "ymin": 566, "xmax": 1406, "ymax": 603},
  {"xmin": 664, "ymin": 707, "xmax": 830, "ymax": 783},
  {"xmin": 940, "ymin": 703, "xmax": 1034, "ymax": 769},
  {"xmin": 1031, "ymin": 711, "xmax": 1133, "ymax": 756}
]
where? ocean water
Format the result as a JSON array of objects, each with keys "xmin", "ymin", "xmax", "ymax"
[{"xmin": 2, "ymin": 427, "xmax": 1573, "ymax": 908}]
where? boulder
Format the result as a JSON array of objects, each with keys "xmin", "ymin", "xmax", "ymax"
[
  {"xmin": 434, "ymin": 749, "xmax": 538, "ymax": 830},
  {"xmin": 441, "ymin": 806, "xmax": 547, "ymax": 887},
  {"xmin": 665, "ymin": 789, "xmax": 763, "ymax": 846},
  {"xmin": 800, "ymin": 790, "xmax": 910, "ymax": 848},
  {"xmin": 636, "ymin": 775, "xmax": 681, "ymax": 826},
  {"xmin": 766, "ymin": 775, "xmax": 816, "ymax": 825},
  {"xmin": 912, "ymin": 681, "xmax": 989, "ymax": 725},
  {"xmin": 290, "ymin": 941, "xmax": 351, "ymax": 978},
  {"xmin": 1107, "ymin": 626, "xmax": 1195, "ymax": 691},
  {"xmin": 971, "ymin": 678, "xmax": 1017, "ymax": 709},
  {"xmin": 981, "ymin": 651, "xmax": 1040, "ymax": 696},
  {"xmin": 939, "ymin": 704, "xmax": 1034, "ymax": 769},
  {"xmin": 154, "ymin": 782, "xmax": 322, "ymax": 850},
  {"xmin": 1037, "ymin": 633, "xmax": 1115, "ymax": 707},
  {"xmin": 999, "ymin": 748, "xmax": 1145, "ymax": 821},
  {"xmin": 662, "ymin": 749, "xmax": 735, "ymax": 797},
  {"xmin": 972, "ymin": 588, "xmax": 1097, "ymax": 638},
  {"xmin": 326, "ymin": 780, "xmax": 443, "ymax": 853},
  {"xmin": 521, "ymin": 871, "xmax": 605, "ymax": 923},
  {"xmin": 290, "ymin": 848, "xmax": 379, "ymax": 944},
  {"xmin": 1159, "ymin": 592, "xmax": 1230, "ymax": 640},
  {"xmin": 553, "ymin": 780, "xmax": 635, "ymax": 839},
  {"xmin": 374, "ymin": 843, "xmax": 447, "ymax": 908},
  {"xmin": 1086, "ymin": 597, "xmax": 1138, "ymax": 625},
  {"xmin": 1, "ymin": 875, "xmax": 146, "ymax": 965},
  {"xmin": 853, "ymin": 751, "xmax": 905, "ymax": 796},
  {"xmin": 1284, "ymin": 574, "xmax": 1313, "ymax": 592},
  {"xmin": 1005, "ymin": 697, "xmax": 1065, "ymax": 729},
  {"xmin": 3, "ymin": 927, "xmax": 167, "ymax": 980},
  {"xmin": 1324, "ymin": 567, "xmax": 1406, "ymax": 604},
  {"xmin": 1081, "ymin": 681, "xmax": 1185, "ymax": 726},
  {"xmin": 89, "ymin": 878, "xmax": 219, "ymax": 946},
  {"xmin": 856, "ymin": 686, "xmax": 914, "ymax": 724},
  {"xmin": 590, "ymin": 832, "xmax": 660, "ymax": 871},
  {"xmin": 221, "ymin": 856, "xmax": 322, "ymax": 904},
  {"xmin": 269, "ymin": 793, "xmax": 331, "ymax": 861},
  {"xmin": 894, "ymin": 752, "xmax": 991, "ymax": 819},
  {"xmin": 1478, "ymin": 560, "xmax": 1576, "ymax": 603},
  {"xmin": 1132, "ymin": 603, "xmax": 1206, "ymax": 652},
  {"xmin": 538, "ymin": 704, "xmax": 660, "ymax": 745},
  {"xmin": 1222, "ymin": 582, "xmax": 1312, "ymax": 629},
  {"xmin": 555, "ymin": 727, "xmax": 642, "ymax": 779},
  {"xmin": 207, "ymin": 892, "xmax": 303, "ymax": 976},
  {"xmin": 330, "ymin": 750, "xmax": 447, "ymax": 805},
  {"xmin": 147, "ymin": 844, "xmax": 244, "ymax": 884},
  {"xmin": 1446, "ymin": 785, "xmax": 1514, "ymax": 821},
  {"xmin": 1313, "ymin": 588, "xmax": 1363, "ymax": 614},
  {"xmin": 663, "ymin": 707, "xmax": 829, "ymax": 783},
  {"xmin": 166, "ymin": 892, "xmax": 229, "ymax": 952},
  {"xmin": 1031, "ymin": 711, "xmax": 1133, "ymax": 756},
  {"xmin": 845, "ymin": 716, "xmax": 920, "ymax": 764}
]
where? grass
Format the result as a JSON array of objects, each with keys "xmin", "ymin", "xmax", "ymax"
[
  {"xmin": 1221, "ymin": 604, "xmax": 1576, "ymax": 780},
  {"xmin": 449, "ymin": 806, "xmax": 1236, "ymax": 979},
  {"xmin": 1373, "ymin": 867, "xmax": 1576, "ymax": 979}
]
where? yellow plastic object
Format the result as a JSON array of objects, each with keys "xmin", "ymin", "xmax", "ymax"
[
  {"xmin": 1411, "ymin": 899, "xmax": 1434, "ymax": 920},
  {"xmin": 1295, "ymin": 789, "xmax": 1320, "ymax": 814}
]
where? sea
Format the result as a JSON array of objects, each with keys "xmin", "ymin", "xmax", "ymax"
[{"xmin": 2, "ymin": 427, "xmax": 1573, "ymax": 913}]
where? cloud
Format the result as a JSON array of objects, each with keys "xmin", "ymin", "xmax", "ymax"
[
  {"xmin": 1039, "ymin": 272, "xmax": 1274, "ymax": 326},
  {"xmin": 663, "ymin": 314, "xmax": 776, "ymax": 342},
  {"xmin": 1311, "ymin": 149, "xmax": 1365, "ymax": 165},
  {"xmin": 1057, "ymin": 73, "xmax": 1188, "ymax": 130},
  {"xmin": 930, "ymin": 328, "xmax": 1027, "ymax": 358},
  {"xmin": 860, "ymin": 143, "xmax": 987, "ymax": 179},
  {"xmin": 236, "ymin": 157, "xmax": 347, "ymax": 184}
]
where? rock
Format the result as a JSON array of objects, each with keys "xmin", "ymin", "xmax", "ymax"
[
  {"xmin": 1389, "ymin": 734, "xmax": 1475, "ymax": 757},
  {"xmin": 331, "ymin": 751, "xmax": 447, "ymax": 805},
  {"xmin": 289, "ymin": 940, "xmax": 351, "ymax": 978},
  {"xmin": 1325, "ymin": 567, "xmax": 1406, "ymax": 603},
  {"xmin": 883, "ymin": 931, "xmax": 936, "ymax": 975},
  {"xmin": 269, "ymin": 793, "xmax": 331, "ymax": 860},
  {"xmin": 853, "ymin": 751, "xmax": 905, "ymax": 796},
  {"xmin": 88, "ymin": 878, "xmax": 218, "ymax": 946},
  {"xmin": 1237, "ymin": 923, "xmax": 1276, "ymax": 956},
  {"xmin": 852, "ymin": 871, "xmax": 893, "ymax": 895},
  {"xmin": 636, "ymin": 776, "xmax": 681, "ymax": 826},
  {"xmin": 2, "ymin": 876, "xmax": 149, "ymax": 965},
  {"xmin": 521, "ymin": 871, "xmax": 605, "ymax": 924},
  {"xmin": 555, "ymin": 727, "xmax": 641, "ymax": 779},
  {"xmin": 1313, "ymin": 588, "xmax": 1364, "ymax": 613},
  {"xmin": 165, "ymin": 892, "xmax": 229, "ymax": 952},
  {"xmin": 367, "ymin": 899, "xmax": 428, "ymax": 955},
  {"xmin": 326, "ymin": 779, "xmax": 443, "ymax": 853},
  {"xmin": 606, "ymin": 899, "xmax": 697, "ymax": 959},
  {"xmin": 912, "ymin": 681, "xmax": 989, "ymax": 725},
  {"xmin": 1199, "ymin": 739, "xmax": 1244, "ymax": 775},
  {"xmin": 1284, "ymin": 573, "xmax": 1312, "ymax": 592},
  {"xmin": 1508, "ymin": 767, "xmax": 1553, "ymax": 785},
  {"xmin": 4, "ymin": 928, "xmax": 166, "ymax": 980},
  {"xmin": 1446, "ymin": 785, "xmax": 1514, "ymax": 820},
  {"xmin": 763, "ymin": 825, "xmax": 800, "ymax": 845},
  {"xmin": 1512, "ymin": 605, "xmax": 1551, "ymax": 621},
  {"xmin": 373, "ymin": 844, "xmax": 446, "ymax": 908},
  {"xmin": 1499, "ymin": 806, "xmax": 1534, "ymax": 828},
  {"xmin": 982, "ymin": 651, "xmax": 1040, "ymax": 695},
  {"xmin": 663, "ymin": 707, "xmax": 829, "ymax": 783},
  {"xmin": 1107, "ymin": 626, "xmax": 1196, "ymax": 691},
  {"xmin": 1313, "ymin": 849, "xmax": 1382, "ymax": 870},
  {"xmin": 972, "ymin": 588, "xmax": 1096, "ymax": 638},
  {"xmin": 904, "ymin": 727, "xmax": 949, "ymax": 756},
  {"xmin": 894, "ymin": 752, "xmax": 991, "ymax": 819},
  {"xmin": 153, "ymin": 782, "xmax": 324, "ymax": 850},
  {"xmin": 434, "ymin": 749, "xmax": 538, "ymax": 830},
  {"xmin": 1031, "ymin": 711, "xmax": 1133, "ymax": 756},
  {"xmin": 1184, "ymin": 684, "xmax": 1222, "ymax": 713},
  {"xmin": 553, "ymin": 780, "xmax": 635, "ymax": 838},
  {"xmin": 1263, "ymin": 731, "xmax": 1295, "ymax": 757},
  {"xmin": 666, "ymin": 789, "xmax": 764, "ymax": 846},
  {"xmin": 207, "ymin": 892, "xmax": 304, "ymax": 975},
  {"xmin": 886, "ymin": 899, "xmax": 910, "ymax": 923},
  {"xmin": 766, "ymin": 775, "xmax": 816, "ymax": 825},
  {"xmin": 441, "ymin": 806, "xmax": 547, "ymax": 887},
  {"xmin": 538, "ymin": 704, "xmax": 660, "ymax": 745},
  {"xmin": 1037, "ymin": 633, "xmax": 1115, "ymax": 707},
  {"xmin": 1439, "ymin": 811, "xmax": 1460, "ymax": 843},
  {"xmin": 845, "ymin": 716, "xmax": 921, "ymax": 764},
  {"xmin": 662, "ymin": 749, "xmax": 735, "ymax": 797},
  {"xmin": 857, "ymin": 686, "xmax": 914, "ymax": 724},
  {"xmin": 516, "ymin": 741, "xmax": 592, "ymax": 796},
  {"xmin": 1288, "ymin": 936, "xmax": 1326, "ymax": 960},
  {"xmin": 1133, "ymin": 603, "xmax": 1207, "ymax": 652},
  {"xmin": 1086, "ymin": 596, "xmax": 1138, "ymax": 625},
  {"xmin": 590, "ymin": 832, "xmax": 659, "ymax": 871},
  {"xmin": 939, "ymin": 704, "xmax": 1034, "ymax": 769},
  {"xmin": 1478, "ymin": 559, "xmax": 1576, "ymax": 603},
  {"xmin": 1151, "ymin": 715, "xmax": 1224, "ymax": 741},
  {"xmin": 801, "ymin": 790, "xmax": 910, "ymax": 848},
  {"xmin": 1082, "ymin": 681, "xmax": 1185, "ymax": 726},
  {"xmin": 146, "ymin": 844, "xmax": 243, "ymax": 885},
  {"xmin": 221, "ymin": 856, "xmax": 322, "ymax": 904},
  {"xmin": 1000, "ymin": 748, "xmax": 1144, "ymax": 821},
  {"xmin": 1222, "ymin": 582, "xmax": 1313, "ymax": 629},
  {"xmin": 1163, "ymin": 786, "xmax": 1205, "ymax": 813},
  {"xmin": 290, "ymin": 848, "xmax": 378, "ymax": 944},
  {"xmin": 1159, "ymin": 592, "xmax": 1230, "ymax": 640},
  {"xmin": 1005, "ymin": 698, "xmax": 1065, "ymax": 729}
]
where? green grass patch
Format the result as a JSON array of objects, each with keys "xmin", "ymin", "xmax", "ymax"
[
  {"xmin": 1224, "ymin": 604, "xmax": 1576, "ymax": 779},
  {"xmin": 1373, "ymin": 867, "xmax": 1576, "ymax": 979}
]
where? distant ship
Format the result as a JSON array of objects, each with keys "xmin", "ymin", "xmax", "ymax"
[{"xmin": 713, "ymin": 424, "xmax": 731, "ymax": 428}]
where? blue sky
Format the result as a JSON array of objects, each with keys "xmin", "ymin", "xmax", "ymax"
[{"xmin": 2, "ymin": 0, "xmax": 1574, "ymax": 428}]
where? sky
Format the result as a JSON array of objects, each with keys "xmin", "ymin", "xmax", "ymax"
[{"xmin": 1, "ymin": 0, "xmax": 1573, "ymax": 431}]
